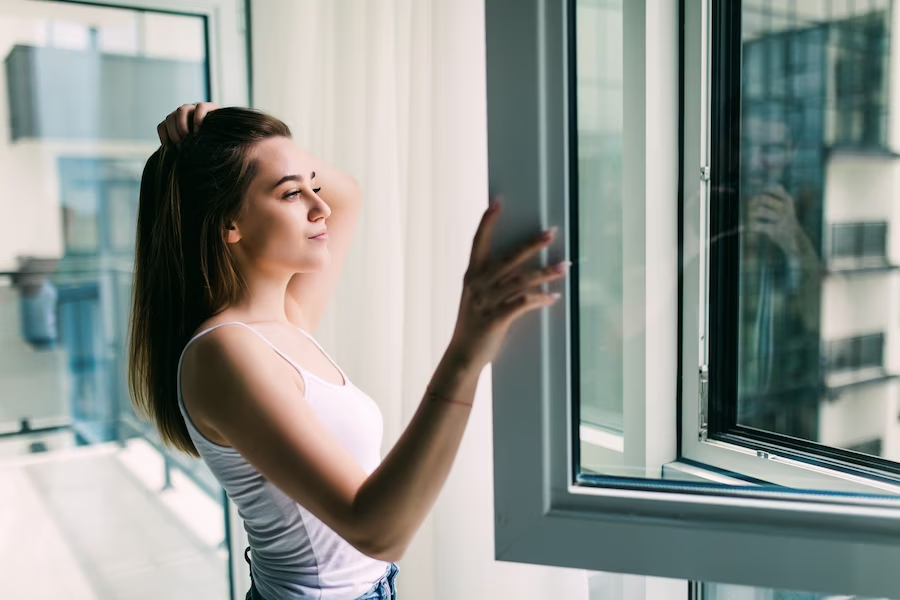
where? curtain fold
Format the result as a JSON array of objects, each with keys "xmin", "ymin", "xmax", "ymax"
[{"xmin": 251, "ymin": 1, "xmax": 590, "ymax": 598}]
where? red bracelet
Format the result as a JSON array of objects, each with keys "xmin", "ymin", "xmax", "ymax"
[{"xmin": 426, "ymin": 389, "xmax": 473, "ymax": 408}]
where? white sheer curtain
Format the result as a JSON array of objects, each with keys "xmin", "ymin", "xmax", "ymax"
[{"xmin": 251, "ymin": 1, "xmax": 590, "ymax": 598}]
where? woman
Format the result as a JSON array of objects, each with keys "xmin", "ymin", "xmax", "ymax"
[{"xmin": 128, "ymin": 102, "xmax": 568, "ymax": 599}]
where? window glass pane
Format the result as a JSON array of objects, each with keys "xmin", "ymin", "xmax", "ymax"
[
  {"xmin": 574, "ymin": 0, "xmax": 900, "ymax": 506},
  {"xmin": 576, "ymin": 0, "xmax": 624, "ymax": 444},
  {"xmin": 736, "ymin": 0, "xmax": 897, "ymax": 456},
  {"xmin": 0, "ymin": 2, "xmax": 229, "ymax": 596}
]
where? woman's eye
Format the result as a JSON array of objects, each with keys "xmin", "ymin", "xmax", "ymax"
[{"xmin": 285, "ymin": 186, "xmax": 321, "ymax": 199}]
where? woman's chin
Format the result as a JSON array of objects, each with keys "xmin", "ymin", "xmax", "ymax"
[{"xmin": 296, "ymin": 254, "xmax": 330, "ymax": 272}]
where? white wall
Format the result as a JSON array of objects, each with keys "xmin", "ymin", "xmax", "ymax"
[
  {"xmin": 820, "ymin": 383, "xmax": 893, "ymax": 450},
  {"xmin": 824, "ymin": 157, "xmax": 899, "ymax": 228},
  {"xmin": 821, "ymin": 274, "xmax": 897, "ymax": 340}
]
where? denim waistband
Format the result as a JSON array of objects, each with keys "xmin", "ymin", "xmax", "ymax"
[
  {"xmin": 244, "ymin": 546, "xmax": 399, "ymax": 600},
  {"xmin": 357, "ymin": 562, "xmax": 399, "ymax": 599}
]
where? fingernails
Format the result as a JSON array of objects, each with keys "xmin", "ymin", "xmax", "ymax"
[
  {"xmin": 550, "ymin": 293, "xmax": 561, "ymax": 301},
  {"xmin": 553, "ymin": 260, "xmax": 571, "ymax": 273},
  {"xmin": 542, "ymin": 226, "xmax": 558, "ymax": 241},
  {"xmin": 489, "ymin": 197, "xmax": 502, "ymax": 212}
]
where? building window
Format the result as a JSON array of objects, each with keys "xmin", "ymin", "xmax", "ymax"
[
  {"xmin": 832, "ymin": 10, "xmax": 892, "ymax": 149},
  {"xmin": 826, "ymin": 333, "xmax": 885, "ymax": 373},
  {"xmin": 830, "ymin": 222, "xmax": 889, "ymax": 268}
]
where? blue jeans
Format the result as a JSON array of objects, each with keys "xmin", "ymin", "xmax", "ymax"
[{"xmin": 244, "ymin": 546, "xmax": 399, "ymax": 599}]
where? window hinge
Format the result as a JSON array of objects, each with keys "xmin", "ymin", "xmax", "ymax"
[
  {"xmin": 700, "ymin": 166, "xmax": 711, "ymax": 181},
  {"xmin": 699, "ymin": 364, "xmax": 709, "ymax": 441}
]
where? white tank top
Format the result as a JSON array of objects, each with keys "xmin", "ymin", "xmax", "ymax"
[{"xmin": 176, "ymin": 321, "xmax": 390, "ymax": 600}]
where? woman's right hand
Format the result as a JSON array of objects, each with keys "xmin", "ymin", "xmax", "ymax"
[
  {"xmin": 156, "ymin": 101, "xmax": 220, "ymax": 146},
  {"xmin": 449, "ymin": 197, "xmax": 569, "ymax": 370}
]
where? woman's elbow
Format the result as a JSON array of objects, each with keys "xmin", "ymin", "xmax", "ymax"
[
  {"xmin": 356, "ymin": 532, "xmax": 407, "ymax": 563},
  {"xmin": 364, "ymin": 544, "xmax": 406, "ymax": 564}
]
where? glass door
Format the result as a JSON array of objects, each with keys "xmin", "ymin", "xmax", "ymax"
[{"xmin": 0, "ymin": 1, "xmax": 247, "ymax": 598}]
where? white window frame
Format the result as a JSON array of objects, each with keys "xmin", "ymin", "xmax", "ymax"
[
  {"xmin": 39, "ymin": 1, "xmax": 250, "ymax": 598},
  {"xmin": 487, "ymin": 0, "xmax": 900, "ymax": 596}
]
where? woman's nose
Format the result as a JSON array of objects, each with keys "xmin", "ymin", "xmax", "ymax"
[{"xmin": 313, "ymin": 192, "xmax": 331, "ymax": 219}]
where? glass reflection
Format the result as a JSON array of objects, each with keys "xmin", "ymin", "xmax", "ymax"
[
  {"xmin": 737, "ymin": 0, "xmax": 898, "ymax": 457},
  {"xmin": 576, "ymin": 0, "xmax": 900, "ymax": 490}
]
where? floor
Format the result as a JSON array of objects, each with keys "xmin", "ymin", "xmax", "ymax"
[{"xmin": 0, "ymin": 438, "xmax": 230, "ymax": 600}]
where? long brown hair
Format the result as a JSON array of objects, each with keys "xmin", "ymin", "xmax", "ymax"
[{"xmin": 128, "ymin": 107, "xmax": 291, "ymax": 456}]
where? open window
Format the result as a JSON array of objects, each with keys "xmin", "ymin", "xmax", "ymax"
[{"xmin": 487, "ymin": 0, "xmax": 900, "ymax": 596}]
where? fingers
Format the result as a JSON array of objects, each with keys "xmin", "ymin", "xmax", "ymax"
[
  {"xmin": 192, "ymin": 102, "xmax": 219, "ymax": 132},
  {"xmin": 165, "ymin": 104, "xmax": 194, "ymax": 146},
  {"xmin": 748, "ymin": 194, "xmax": 790, "ymax": 222},
  {"xmin": 752, "ymin": 185, "xmax": 794, "ymax": 210},
  {"xmin": 175, "ymin": 104, "xmax": 192, "ymax": 139},
  {"xmin": 497, "ymin": 290, "xmax": 561, "ymax": 322},
  {"xmin": 758, "ymin": 193, "xmax": 788, "ymax": 212},
  {"xmin": 157, "ymin": 121, "xmax": 169, "ymax": 145},
  {"xmin": 468, "ymin": 197, "xmax": 503, "ymax": 269},
  {"xmin": 749, "ymin": 204, "xmax": 781, "ymax": 224},
  {"xmin": 164, "ymin": 116, "xmax": 180, "ymax": 147},
  {"xmin": 157, "ymin": 102, "xmax": 219, "ymax": 146},
  {"xmin": 495, "ymin": 261, "xmax": 569, "ymax": 305},
  {"xmin": 467, "ymin": 206, "xmax": 561, "ymax": 297},
  {"xmin": 768, "ymin": 184, "xmax": 790, "ymax": 200},
  {"xmin": 489, "ymin": 227, "xmax": 557, "ymax": 285}
]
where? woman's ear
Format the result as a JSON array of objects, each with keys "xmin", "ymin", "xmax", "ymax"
[{"xmin": 226, "ymin": 224, "xmax": 241, "ymax": 243}]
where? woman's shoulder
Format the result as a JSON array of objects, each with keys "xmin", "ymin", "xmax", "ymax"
[
  {"xmin": 182, "ymin": 317, "xmax": 266, "ymax": 388},
  {"xmin": 189, "ymin": 311, "xmax": 247, "ymax": 339},
  {"xmin": 184, "ymin": 318, "xmax": 265, "ymax": 371},
  {"xmin": 180, "ymin": 316, "xmax": 304, "ymax": 441},
  {"xmin": 184, "ymin": 315, "xmax": 305, "ymax": 383},
  {"xmin": 180, "ymin": 317, "xmax": 260, "ymax": 447}
]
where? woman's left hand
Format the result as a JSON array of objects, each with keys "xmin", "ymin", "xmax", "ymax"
[{"xmin": 157, "ymin": 101, "xmax": 220, "ymax": 146}]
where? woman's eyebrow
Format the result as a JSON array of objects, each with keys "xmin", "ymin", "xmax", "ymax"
[{"xmin": 271, "ymin": 171, "xmax": 315, "ymax": 190}]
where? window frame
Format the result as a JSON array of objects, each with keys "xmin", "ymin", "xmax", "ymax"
[
  {"xmin": 41, "ymin": 1, "xmax": 250, "ymax": 598},
  {"xmin": 680, "ymin": 0, "xmax": 900, "ymax": 496},
  {"xmin": 488, "ymin": 0, "xmax": 900, "ymax": 595},
  {"xmin": 49, "ymin": 0, "xmax": 250, "ymax": 106}
]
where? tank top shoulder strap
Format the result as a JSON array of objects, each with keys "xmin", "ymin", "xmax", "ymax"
[
  {"xmin": 178, "ymin": 321, "xmax": 305, "ymax": 375},
  {"xmin": 295, "ymin": 326, "xmax": 349, "ymax": 383},
  {"xmin": 178, "ymin": 321, "xmax": 350, "ymax": 403},
  {"xmin": 179, "ymin": 321, "xmax": 262, "ymax": 362}
]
